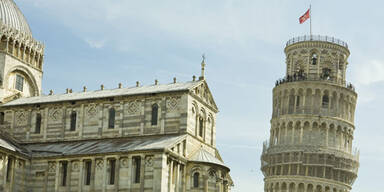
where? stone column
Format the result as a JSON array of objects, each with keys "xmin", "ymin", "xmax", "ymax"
[
  {"xmin": 67, "ymin": 160, "xmax": 72, "ymax": 192},
  {"xmin": 168, "ymin": 160, "xmax": 173, "ymax": 192},
  {"xmin": 325, "ymin": 127, "xmax": 329, "ymax": 147},
  {"xmin": 161, "ymin": 98, "xmax": 166, "ymax": 134},
  {"xmin": 102, "ymin": 157, "xmax": 107, "ymax": 192},
  {"xmin": 80, "ymin": 104, "xmax": 85, "ymax": 138},
  {"xmin": 2, "ymin": 155, "xmax": 7, "ymax": 186},
  {"xmin": 300, "ymin": 125, "xmax": 304, "ymax": 144},
  {"xmin": 119, "ymin": 102, "xmax": 124, "ymax": 136},
  {"xmin": 291, "ymin": 125, "xmax": 295, "ymax": 144},
  {"xmin": 54, "ymin": 160, "xmax": 60, "ymax": 192},
  {"xmin": 204, "ymin": 175, "xmax": 208, "ymax": 192},
  {"xmin": 175, "ymin": 163, "xmax": 180, "ymax": 192},
  {"xmin": 78, "ymin": 160, "xmax": 83, "ymax": 192},
  {"xmin": 43, "ymin": 108, "xmax": 49, "ymax": 141},
  {"xmin": 293, "ymin": 93, "xmax": 298, "ymax": 114}
]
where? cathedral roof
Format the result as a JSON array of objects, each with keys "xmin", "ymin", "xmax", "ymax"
[
  {"xmin": 24, "ymin": 134, "xmax": 186, "ymax": 158},
  {"xmin": 3, "ymin": 81, "xmax": 202, "ymax": 106},
  {"xmin": 0, "ymin": 0, "xmax": 32, "ymax": 36},
  {"xmin": 0, "ymin": 131, "xmax": 29, "ymax": 156},
  {"xmin": 189, "ymin": 147, "xmax": 229, "ymax": 170}
]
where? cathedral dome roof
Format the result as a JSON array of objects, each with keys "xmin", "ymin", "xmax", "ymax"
[{"xmin": 0, "ymin": 0, "xmax": 32, "ymax": 36}]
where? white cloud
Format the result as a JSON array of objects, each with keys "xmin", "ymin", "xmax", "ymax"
[
  {"xmin": 355, "ymin": 60, "xmax": 384, "ymax": 85},
  {"xmin": 84, "ymin": 39, "xmax": 106, "ymax": 49}
]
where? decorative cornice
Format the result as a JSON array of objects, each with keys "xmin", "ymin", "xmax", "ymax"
[{"xmin": 0, "ymin": 23, "xmax": 44, "ymax": 54}]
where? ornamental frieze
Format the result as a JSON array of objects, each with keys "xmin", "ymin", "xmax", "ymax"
[
  {"xmin": 86, "ymin": 103, "xmax": 98, "ymax": 118},
  {"xmin": 166, "ymin": 97, "xmax": 180, "ymax": 111},
  {"xmin": 145, "ymin": 156, "xmax": 154, "ymax": 167},
  {"xmin": 96, "ymin": 159, "xmax": 103, "ymax": 170},
  {"xmin": 49, "ymin": 107, "xmax": 62, "ymax": 122},
  {"xmin": 48, "ymin": 162, "xmax": 56, "ymax": 172},
  {"xmin": 126, "ymin": 100, "xmax": 141, "ymax": 115},
  {"xmin": 15, "ymin": 111, "xmax": 28, "ymax": 126}
]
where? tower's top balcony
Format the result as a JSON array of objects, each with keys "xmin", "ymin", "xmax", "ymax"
[
  {"xmin": 283, "ymin": 35, "xmax": 350, "ymax": 85},
  {"xmin": 286, "ymin": 35, "xmax": 348, "ymax": 49}
]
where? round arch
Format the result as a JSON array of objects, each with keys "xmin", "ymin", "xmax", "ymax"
[{"xmin": 4, "ymin": 65, "xmax": 40, "ymax": 96}]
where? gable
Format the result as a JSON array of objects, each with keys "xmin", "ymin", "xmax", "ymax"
[{"xmin": 189, "ymin": 80, "xmax": 218, "ymax": 112}]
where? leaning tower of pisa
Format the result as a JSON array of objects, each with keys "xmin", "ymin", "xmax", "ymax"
[{"xmin": 261, "ymin": 35, "xmax": 359, "ymax": 192}]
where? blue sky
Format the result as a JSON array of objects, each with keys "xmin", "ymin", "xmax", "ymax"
[{"xmin": 18, "ymin": 0, "xmax": 384, "ymax": 191}]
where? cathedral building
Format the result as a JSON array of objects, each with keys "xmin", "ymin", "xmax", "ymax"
[
  {"xmin": 261, "ymin": 36, "xmax": 359, "ymax": 192},
  {"xmin": 0, "ymin": 0, "xmax": 232, "ymax": 191}
]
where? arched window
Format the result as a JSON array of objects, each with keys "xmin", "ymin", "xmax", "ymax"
[
  {"xmin": 35, "ymin": 113, "xmax": 42, "ymax": 134},
  {"xmin": 151, "ymin": 104, "xmax": 158, "ymax": 125},
  {"xmin": 15, "ymin": 74, "xmax": 24, "ymax": 91},
  {"xmin": 198, "ymin": 117, "xmax": 204, "ymax": 137},
  {"xmin": 133, "ymin": 156, "xmax": 141, "ymax": 183},
  {"xmin": 193, "ymin": 172, "xmax": 200, "ymax": 188},
  {"xmin": 109, "ymin": 159, "xmax": 116, "ymax": 185},
  {"xmin": 322, "ymin": 68, "xmax": 331, "ymax": 80},
  {"xmin": 322, "ymin": 95, "xmax": 329, "ymax": 108},
  {"xmin": 108, "ymin": 108, "xmax": 115, "ymax": 129},
  {"xmin": 311, "ymin": 53, "xmax": 318, "ymax": 65},
  {"xmin": 70, "ymin": 111, "xmax": 77, "ymax": 131}
]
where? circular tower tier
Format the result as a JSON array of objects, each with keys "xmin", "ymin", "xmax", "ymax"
[{"xmin": 261, "ymin": 35, "xmax": 359, "ymax": 192}]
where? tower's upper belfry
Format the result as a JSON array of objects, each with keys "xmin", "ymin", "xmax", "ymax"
[{"xmin": 284, "ymin": 35, "xmax": 350, "ymax": 86}]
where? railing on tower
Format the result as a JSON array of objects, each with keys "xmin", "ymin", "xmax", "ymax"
[
  {"xmin": 275, "ymin": 75, "xmax": 355, "ymax": 91},
  {"xmin": 262, "ymin": 140, "xmax": 360, "ymax": 162},
  {"xmin": 286, "ymin": 35, "xmax": 348, "ymax": 48}
]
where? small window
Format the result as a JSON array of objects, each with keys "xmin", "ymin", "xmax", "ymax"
[
  {"xmin": 70, "ymin": 111, "xmax": 77, "ymax": 131},
  {"xmin": 151, "ymin": 104, "xmax": 158, "ymax": 125},
  {"xmin": 133, "ymin": 157, "xmax": 141, "ymax": 183},
  {"xmin": 338, "ymin": 58, "xmax": 344, "ymax": 70},
  {"xmin": 108, "ymin": 108, "xmax": 115, "ymax": 129},
  {"xmin": 322, "ymin": 95, "xmax": 329, "ymax": 108},
  {"xmin": 193, "ymin": 172, "xmax": 200, "ymax": 188},
  {"xmin": 311, "ymin": 53, "xmax": 318, "ymax": 65},
  {"xmin": 199, "ymin": 117, "xmax": 204, "ymax": 137},
  {"xmin": 15, "ymin": 75, "xmax": 24, "ymax": 91},
  {"xmin": 296, "ymin": 96, "xmax": 300, "ymax": 107},
  {"xmin": 109, "ymin": 159, "xmax": 116, "ymax": 185},
  {"xmin": 35, "ymin": 113, "xmax": 42, "ymax": 134},
  {"xmin": 6, "ymin": 158, "xmax": 13, "ymax": 182},
  {"xmin": 61, "ymin": 161, "xmax": 68, "ymax": 186},
  {"xmin": 0, "ymin": 112, "xmax": 4, "ymax": 125},
  {"xmin": 84, "ymin": 161, "xmax": 92, "ymax": 185}
]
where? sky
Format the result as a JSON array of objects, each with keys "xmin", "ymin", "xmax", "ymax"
[{"xmin": 16, "ymin": 0, "xmax": 384, "ymax": 191}]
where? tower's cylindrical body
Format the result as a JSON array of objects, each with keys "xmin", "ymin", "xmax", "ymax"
[{"xmin": 261, "ymin": 35, "xmax": 359, "ymax": 192}]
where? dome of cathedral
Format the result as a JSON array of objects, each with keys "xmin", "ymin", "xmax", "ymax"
[{"xmin": 0, "ymin": 0, "xmax": 32, "ymax": 36}]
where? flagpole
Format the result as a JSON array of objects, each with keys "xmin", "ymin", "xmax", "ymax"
[{"xmin": 310, "ymin": 4, "xmax": 312, "ymax": 37}]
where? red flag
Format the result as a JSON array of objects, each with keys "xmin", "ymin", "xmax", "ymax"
[{"xmin": 299, "ymin": 9, "xmax": 310, "ymax": 24}]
